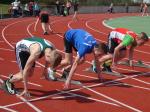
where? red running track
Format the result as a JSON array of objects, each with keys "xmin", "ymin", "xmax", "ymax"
[{"xmin": 0, "ymin": 13, "xmax": 150, "ymax": 112}]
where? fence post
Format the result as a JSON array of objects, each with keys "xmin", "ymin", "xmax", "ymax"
[{"xmin": 0, "ymin": 8, "xmax": 2, "ymax": 19}]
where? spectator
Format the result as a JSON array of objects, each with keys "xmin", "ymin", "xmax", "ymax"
[
  {"xmin": 66, "ymin": 0, "xmax": 71, "ymax": 15},
  {"xmin": 142, "ymin": 3, "xmax": 149, "ymax": 16},
  {"xmin": 29, "ymin": 1, "xmax": 34, "ymax": 16},
  {"xmin": 11, "ymin": 0, "xmax": 21, "ymax": 17},
  {"xmin": 125, "ymin": 3, "xmax": 129, "ymax": 13},
  {"xmin": 33, "ymin": 2, "xmax": 40, "ymax": 17},
  {"xmin": 72, "ymin": 0, "xmax": 79, "ymax": 20},
  {"xmin": 140, "ymin": 2, "xmax": 144, "ymax": 13},
  {"xmin": 23, "ymin": 3, "xmax": 29, "ymax": 17},
  {"xmin": 108, "ymin": 2, "xmax": 114, "ymax": 13},
  {"xmin": 55, "ymin": 0, "xmax": 61, "ymax": 15},
  {"xmin": 60, "ymin": 2, "xmax": 65, "ymax": 16}
]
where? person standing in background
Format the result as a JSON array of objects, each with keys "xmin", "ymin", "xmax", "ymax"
[
  {"xmin": 72, "ymin": 0, "xmax": 79, "ymax": 20},
  {"xmin": 23, "ymin": 3, "xmax": 29, "ymax": 17},
  {"xmin": 108, "ymin": 2, "xmax": 114, "ymax": 13},
  {"xmin": 125, "ymin": 3, "xmax": 129, "ymax": 13},
  {"xmin": 11, "ymin": 0, "xmax": 21, "ymax": 17},
  {"xmin": 66, "ymin": 0, "xmax": 72, "ymax": 15},
  {"xmin": 142, "ymin": 3, "xmax": 149, "ymax": 16},
  {"xmin": 33, "ymin": 1, "xmax": 40, "ymax": 17},
  {"xmin": 34, "ymin": 10, "xmax": 52, "ymax": 35},
  {"xmin": 55, "ymin": 0, "xmax": 61, "ymax": 15}
]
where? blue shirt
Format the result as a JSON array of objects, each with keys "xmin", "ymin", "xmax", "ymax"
[{"xmin": 65, "ymin": 29, "xmax": 97, "ymax": 58}]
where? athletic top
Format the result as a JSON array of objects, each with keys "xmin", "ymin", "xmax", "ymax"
[
  {"xmin": 16, "ymin": 37, "xmax": 54, "ymax": 57},
  {"xmin": 110, "ymin": 28, "xmax": 137, "ymax": 46},
  {"xmin": 65, "ymin": 29, "xmax": 97, "ymax": 58},
  {"xmin": 11, "ymin": 1, "xmax": 20, "ymax": 10}
]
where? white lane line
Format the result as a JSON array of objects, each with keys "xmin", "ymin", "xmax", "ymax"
[
  {"xmin": 131, "ymin": 78, "xmax": 150, "ymax": 85},
  {"xmin": 0, "ymin": 106, "xmax": 18, "ymax": 112},
  {"xmin": 0, "ymin": 40, "xmax": 5, "ymax": 43},
  {"xmin": 0, "ymin": 57, "xmax": 4, "ymax": 61},
  {"xmin": 11, "ymin": 61, "xmax": 16, "ymax": 63},
  {"xmin": 106, "ymin": 82, "xmax": 150, "ymax": 91},
  {"xmin": 55, "ymin": 89, "xmax": 120, "ymax": 107},
  {"xmin": 0, "ymin": 75, "xmax": 42, "ymax": 87},
  {"xmin": 1, "ymin": 72, "xmax": 149, "ymax": 109},
  {"xmin": 0, "ymin": 47, "xmax": 14, "ymax": 51},
  {"xmin": 16, "ymin": 94, "xmax": 42, "ymax": 112},
  {"xmin": 11, "ymin": 42, "xmax": 16, "ymax": 45},
  {"xmin": 81, "ymin": 85, "xmax": 143, "ymax": 112}
]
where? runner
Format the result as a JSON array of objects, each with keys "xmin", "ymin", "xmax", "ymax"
[
  {"xmin": 34, "ymin": 10, "xmax": 52, "ymax": 35},
  {"xmin": 58, "ymin": 29, "xmax": 108, "ymax": 89},
  {"xmin": 91, "ymin": 28, "xmax": 149, "ymax": 72},
  {"xmin": 2, "ymin": 37, "xmax": 62, "ymax": 96},
  {"xmin": 142, "ymin": 3, "xmax": 149, "ymax": 16}
]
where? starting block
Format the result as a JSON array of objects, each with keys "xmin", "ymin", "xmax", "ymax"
[
  {"xmin": 118, "ymin": 60, "xmax": 150, "ymax": 68},
  {"xmin": 83, "ymin": 67, "xmax": 124, "ymax": 77}
]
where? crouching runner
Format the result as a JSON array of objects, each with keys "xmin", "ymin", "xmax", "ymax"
[{"xmin": 3, "ymin": 37, "xmax": 62, "ymax": 97}]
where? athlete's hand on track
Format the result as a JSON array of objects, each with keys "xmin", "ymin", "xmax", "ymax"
[
  {"xmin": 129, "ymin": 60, "xmax": 133, "ymax": 67},
  {"xmin": 63, "ymin": 80, "xmax": 71, "ymax": 90},
  {"xmin": 18, "ymin": 90, "xmax": 30, "ymax": 98}
]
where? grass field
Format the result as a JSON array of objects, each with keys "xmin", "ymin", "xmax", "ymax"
[
  {"xmin": 0, "ymin": 4, "xmax": 9, "ymax": 14},
  {"xmin": 104, "ymin": 16, "xmax": 150, "ymax": 37}
]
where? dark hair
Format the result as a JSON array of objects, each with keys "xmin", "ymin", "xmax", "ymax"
[
  {"xmin": 95, "ymin": 42, "xmax": 108, "ymax": 54},
  {"xmin": 140, "ymin": 32, "xmax": 149, "ymax": 41},
  {"xmin": 51, "ymin": 51, "xmax": 62, "ymax": 68}
]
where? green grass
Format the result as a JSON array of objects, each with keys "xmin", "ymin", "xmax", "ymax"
[
  {"xmin": 105, "ymin": 16, "xmax": 150, "ymax": 37},
  {"xmin": 0, "ymin": 4, "xmax": 10, "ymax": 14}
]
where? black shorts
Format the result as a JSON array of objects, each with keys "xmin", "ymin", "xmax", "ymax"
[
  {"xmin": 40, "ymin": 13, "xmax": 49, "ymax": 23},
  {"xmin": 108, "ymin": 35, "xmax": 126, "ymax": 54},
  {"xmin": 64, "ymin": 35, "xmax": 77, "ymax": 53},
  {"xmin": 16, "ymin": 49, "xmax": 35, "ymax": 70}
]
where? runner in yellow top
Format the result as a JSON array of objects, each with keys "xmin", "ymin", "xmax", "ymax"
[{"xmin": 3, "ymin": 37, "xmax": 62, "ymax": 96}]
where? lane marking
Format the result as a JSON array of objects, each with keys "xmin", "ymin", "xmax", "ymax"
[
  {"xmin": 81, "ymin": 85, "xmax": 143, "ymax": 112},
  {"xmin": 0, "ymin": 106, "xmax": 18, "ymax": 112},
  {"xmin": 55, "ymin": 89, "xmax": 120, "ymax": 107},
  {"xmin": 16, "ymin": 94, "xmax": 42, "ymax": 112},
  {"xmin": 0, "ymin": 75, "xmax": 42, "ymax": 87},
  {"xmin": 0, "ymin": 48, "xmax": 14, "ymax": 51}
]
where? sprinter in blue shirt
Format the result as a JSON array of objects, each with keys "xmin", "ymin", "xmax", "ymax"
[{"xmin": 59, "ymin": 29, "xmax": 108, "ymax": 89}]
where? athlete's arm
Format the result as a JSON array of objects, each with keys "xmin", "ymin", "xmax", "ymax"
[
  {"xmin": 128, "ymin": 42, "xmax": 136, "ymax": 65},
  {"xmin": 19, "ymin": 44, "xmax": 41, "ymax": 97},
  {"xmin": 64, "ymin": 55, "xmax": 80, "ymax": 89},
  {"xmin": 93, "ymin": 52, "xmax": 101, "ymax": 80},
  {"xmin": 42, "ymin": 61, "xmax": 49, "ymax": 78}
]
